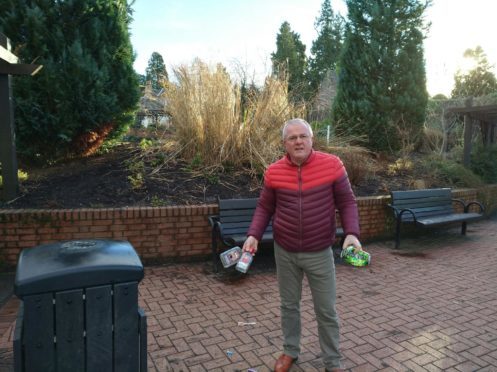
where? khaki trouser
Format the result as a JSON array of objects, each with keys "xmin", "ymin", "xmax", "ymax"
[{"xmin": 274, "ymin": 241, "xmax": 342, "ymax": 370}]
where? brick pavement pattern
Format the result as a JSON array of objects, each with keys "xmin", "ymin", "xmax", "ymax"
[{"xmin": 1, "ymin": 218, "xmax": 496, "ymax": 371}]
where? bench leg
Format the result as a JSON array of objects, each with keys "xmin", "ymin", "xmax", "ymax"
[
  {"xmin": 461, "ymin": 221, "xmax": 467, "ymax": 235},
  {"xmin": 332, "ymin": 235, "xmax": 345, "ymax": 259},
  {"xmin": 395, "ymin": 219, "xmax": 402, "ymax": 249},
  {"xmin": 211, "ymin": 230, "xmax": 219, "ymax": 273}
]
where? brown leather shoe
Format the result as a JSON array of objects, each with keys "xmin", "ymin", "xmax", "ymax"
[{"xmin": 274, "ymin": 353, "xmax": 297, "ymax": 372}]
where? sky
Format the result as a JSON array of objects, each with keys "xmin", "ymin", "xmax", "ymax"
[{"xmin": 130, "ymin": 0, "xmax": 497, "ymax": 97}]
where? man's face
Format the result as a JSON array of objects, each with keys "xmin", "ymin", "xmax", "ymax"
[{"xmin": 283, "ymin": 123, "xmax": 313, "ymax": 165}]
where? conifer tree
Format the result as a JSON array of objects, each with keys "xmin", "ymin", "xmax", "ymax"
[
  {"xmin": 146, "ymin": 52, "xmax": 169, "ymax": 91},
  {"xmin": 271, "ymin": 21, "xmax": 307, "ymax": 99},
  {"xmin": 307, "ymin": 0, "xmax": 345, "ymax": 97},
  {"xmin": 0, "ymin": 0, "xmax": 139, "ymax": 161},
  {"xmin": 332, "ymin": 0, "xmax": 429, "ymax": 152}
]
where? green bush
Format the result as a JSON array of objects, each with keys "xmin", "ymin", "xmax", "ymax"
[
  {"xmin": 421, "ymin": 155, "xmax": 483, "ymax": 188},
  {"xmin": 471, "ymin": 144, "xmax": 497, "ymax": 183}
]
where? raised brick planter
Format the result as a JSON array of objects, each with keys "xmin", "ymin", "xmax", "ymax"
[{"xmin": 1, "ymin": 186, "xmax": 495, "ymax": 268}]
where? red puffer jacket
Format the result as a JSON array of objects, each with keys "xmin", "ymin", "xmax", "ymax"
[{"xmin": 247, "ymin": 150, "xmax": 360, "ymax": 252}]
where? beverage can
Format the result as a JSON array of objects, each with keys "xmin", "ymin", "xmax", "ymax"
[
  {"xmin": 235, "ymin": 251, "xmax": 253, "ymax": 273},
  {"xmin": 340, "ymin": 246, "xmax": 371, "ymax": 267},
  {"xmin": 220, "ymin": 246, "xmax": 242, "ymax": 268}
]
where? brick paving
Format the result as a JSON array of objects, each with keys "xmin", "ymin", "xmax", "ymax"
[{"xmin": 1, "ymin": 217, "xmax": 497, "ymax": 371}]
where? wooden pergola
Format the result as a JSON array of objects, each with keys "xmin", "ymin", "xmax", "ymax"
[
  {"xmin": 135, "ymin": 83, "xmax": 169, "ymax": 127},
  {"xmin": 0, "ymin": 33, "xmax": 42, "ymax": 201},
  {"xmin": 442, "ymin": 95, "xmax": 497, "ymax": 167}
]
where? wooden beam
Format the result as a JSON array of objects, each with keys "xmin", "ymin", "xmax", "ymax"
[
  {"xmin": 0, "ymin": 60, "xmax": 42, "ymax": 76},
  {"xmin": 0, "ymin": 35, "xmax": 18, "ymax": 64},
  {"xmin": 0, "ymin": 47, "xmax": 18, "ymax": 64}
]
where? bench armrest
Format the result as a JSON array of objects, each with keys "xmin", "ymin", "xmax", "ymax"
[
  {"xmin": 464, "ymin": 201, "xmax": 485, "ymax": 214},
  {"xmin": 208, "ymin": 214, "xmax": 219, "ymax": 227},
  {"xmin": 451, "ymin": 198, "xmax": 465, "ymax": 209},
  {"xmin": 208, "ymin": 215, "xmax": 235, "ymax": 246},
  {"xmin": 388, "ymin": 204, "xmax": 417, "ymax": 222},
  {"xmin": 387, "ymin": 203, "xmax": 398, "ymax": 215},
  {"xmin": 208, "ymin": 215, "xmax": 223, "ymax": 238},
  {"xmin": 398, "ymin": 208, "xmax": 417, "ymax": 222}
]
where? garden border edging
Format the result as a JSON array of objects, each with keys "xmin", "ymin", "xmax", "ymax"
[{"xmin": 1, "ymin": 186, "xmax": 496, "ymax": 269}]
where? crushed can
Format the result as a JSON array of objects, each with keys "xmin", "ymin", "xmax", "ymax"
[
  {"xmin": 235, "ymin": 251, "xmax": 253, "ymax": 273},
  {"xmin": 220, "ymin": 246, "xmax": 242, "ymax": 268},
  {"xmin": 340, "ymin": 246, "xmax": 371, "ymax": 267}
]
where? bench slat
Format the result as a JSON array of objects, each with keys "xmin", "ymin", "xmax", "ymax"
[
  {"xmin": 417, "ymin": 212, "xmax": 483, "ymax": 226},
  {"xmin": 219, "ymin": 198, "xmax": 258, "ymax": 209},
  {"xmin": 393, "ymin": 198, "xmax": 452, "ymax": 207},
  {"xmin": 399, "ymin": 207, "xmax": 454, "ymax": 221},
  {"xmin": 223, "ymin": 225, "xmax": 272, "ymax": 232},
  {"xmin": 219, "ymin": 209, "xmax": 257, "ymax": 218},
  {"xmin": 220, "ymin": 215, "xmax": 258, "ymax": 223},
  {"xmin": 391, "ymin": 188, "xmax": 451, "ymax": 199},
  {"xmin": 221, "ymin": 220, "xmax": 270, "ymax": 229},
  {"xmin": 226, "ymin": 232, "xmax": 274, "ymax": 245}
]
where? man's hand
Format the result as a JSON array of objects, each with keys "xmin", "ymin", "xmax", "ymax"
[
  {"xmin": 243, "ymin": 236, "xmax": 259, "ymax": 255},
  {"xmin": 343, "ymin": 234, "xmax": 362, "ymax": 251}
]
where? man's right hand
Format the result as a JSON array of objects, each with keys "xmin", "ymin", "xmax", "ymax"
[{"xmin": 243, "ymin": 236, "xmax": 259, "ymax": 255}]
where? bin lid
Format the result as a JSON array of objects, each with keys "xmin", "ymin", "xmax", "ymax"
[{"xmin": 14, "ymin": 239, "xmax": 144, "ymax": 297}]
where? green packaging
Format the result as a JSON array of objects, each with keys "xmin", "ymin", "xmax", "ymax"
[{"xmin": 340, "ymin": 246, "xmax": 371, "ymax": 267}]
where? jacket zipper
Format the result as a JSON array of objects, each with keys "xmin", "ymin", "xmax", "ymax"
[{"xmin": 298, "ymin": 165, "xmax": 303, "ymax": 250}]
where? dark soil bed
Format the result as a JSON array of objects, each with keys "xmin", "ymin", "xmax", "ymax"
[{"xmin": 1, "ymin": 143, "xmax": 435, "ymax": 209}]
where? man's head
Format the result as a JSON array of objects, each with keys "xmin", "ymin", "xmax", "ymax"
[{"xmin": 282, "ymin": 118, "xmax": 313, "ymax": 165}]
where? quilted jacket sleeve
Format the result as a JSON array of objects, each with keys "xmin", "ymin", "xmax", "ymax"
[
  {"xmin": 246, "ymin": 184, "xmax": 275, "ymax": 241},
  {"xmin": 334, "ymin": 172, "xmax": 360, "ymax": 238}
]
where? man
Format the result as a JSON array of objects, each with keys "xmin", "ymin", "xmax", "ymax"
[{"xmin": 243, "ymin": 118, "xmax": 362, "ymax": 372}]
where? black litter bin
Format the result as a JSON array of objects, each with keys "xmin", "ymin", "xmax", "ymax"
[{"xmin": 13, "ymin": 239, "xmax": 147, "ymax": 372}]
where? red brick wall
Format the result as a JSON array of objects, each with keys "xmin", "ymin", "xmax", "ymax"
[
  {"xmin": 1, "ymin": 186, "xmax": 495, "ymax": 268},
  {"xmin": 0, "ymin": 205, "xmax": 216, "ymax": 268},
  {"xmin": 357, "ymin": 195, "xmax": 393, "ymax": 240}
]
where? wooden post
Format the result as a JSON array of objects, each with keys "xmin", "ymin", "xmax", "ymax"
[
  {"xmin": 462, "ymin": 114, "xmax": 473, "ymax": 167},
  {"xmin": 0, "ymin": 35, "xmax": 18, "ymax": 201},
  {"xmin": 462, "ymin": 97, "xmax": 473, "ymax": 168},
  {"xmin": 0, "ymin": 73, "xmax": 18, "ymax": 201},
  {"xmin": 441, "ymin": 109, "xmax": 448, "ymax": 158},
  {"xmin": 0, "ymin": 33, "xmax": 42, "ymax": 201},
  {"xmin": 484, "ymin": 122, "xmax": 491, "ymax": 147}
]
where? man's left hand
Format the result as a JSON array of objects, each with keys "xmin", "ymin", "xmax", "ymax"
[{"xmin": 343, "ymin": 234, "xmax": 362, "ymax": 251}]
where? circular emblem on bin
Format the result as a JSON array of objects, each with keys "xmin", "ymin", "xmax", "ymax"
[{"xmin": 60, "ymin": 240, "xmax": 100, "ymax": 253}]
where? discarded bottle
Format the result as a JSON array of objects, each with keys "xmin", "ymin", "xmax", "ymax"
[
  {"xmin": 220, "ymin": 246, "xmax": 242, "ymax": 268},
  {"xmin": 340, "ymin": 246, "xmax": 371, "ymax": 267},
  {"xmin": 235, "ymin": 251, "xmax": 253, "ymax": 273}
]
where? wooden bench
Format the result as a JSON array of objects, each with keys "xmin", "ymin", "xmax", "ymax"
[
  {"xmin": 208, "ymin": 198, "xmax": 344, "ymax": 272},
  {"xmin": 388, "ymin": 188, "xmax": 484, "ymax": 249}
]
